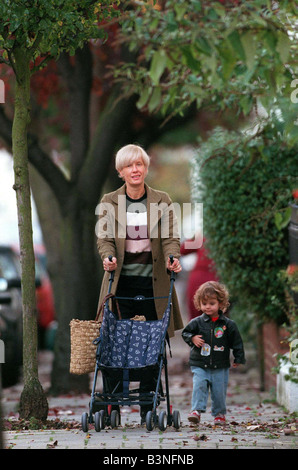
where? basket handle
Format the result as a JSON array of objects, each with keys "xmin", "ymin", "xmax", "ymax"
[{"xmin": 96, "ymin": 293, "xmax": 122, "ymax": 321}]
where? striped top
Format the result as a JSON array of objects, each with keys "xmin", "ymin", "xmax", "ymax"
[{"xmin": 119, "ymin": 192, "xmax": 153, "ymax": 290}]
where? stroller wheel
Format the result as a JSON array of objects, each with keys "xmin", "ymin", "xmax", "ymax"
[
  {"xmin": 145, "ymin": 411, "xmax": 154, "ymax": 431},
  {"xmin": 158, "ymin": 411, "xmax": 167, "ymax": 431},
  {"xmin": 81, "ymin": 412, "xmax": 89, "ymax": 432},
  {"xmin": 94, "ymin": 411, "xmax": 101, "ymax": 432},
  {"xmin": 172, "ymin": 410, "xmax": 181, "ymax": 429},
  {"xmin": 99, "ymin": 409, "xmax": 106, "ymax": 429},
  {"xmin": 110, "ymin": 409, "xmax": 120, "ymax": 428}
]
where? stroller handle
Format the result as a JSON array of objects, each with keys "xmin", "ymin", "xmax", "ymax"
[
  {"xmin": 169, "ymin": 254, "xmax": 176, "ymax": 282},
  {"xmin": 106, "ymin": 254, "xmax": 176, "ymax": 293},
  {"xmin": 105, "ymin": 254, "xmax": 176, "ymax": 314},
  {"xmin": 107, "ymin": 256, "xmax": 115, "ymax": 291}
]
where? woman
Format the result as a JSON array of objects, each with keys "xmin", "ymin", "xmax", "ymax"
[
  {"xmin": 97, "ymin": 144, "xmax": 183, "ymax": 335},
  {"xmin": 96, "ymin": 144, "xmax": 183, "ymax": 422}
]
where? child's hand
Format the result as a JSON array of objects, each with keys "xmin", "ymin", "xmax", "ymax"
[
  {"xmin": 191, "ymin": 335, "xmax": 204, "ymax": 348},
  {"xmin": 232, "ymin": 363, "xmax": 240, "ymax": 368}
]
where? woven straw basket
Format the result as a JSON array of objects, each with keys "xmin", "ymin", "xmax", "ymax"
[
  {"xmin": 69, "ymin": 319, "xmax": 101, "ymax": 375},
  {"xmin": 69, "ymin": 294, "xmax": 116, "ymax": 375}
]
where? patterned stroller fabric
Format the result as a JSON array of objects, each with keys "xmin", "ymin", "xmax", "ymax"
[{"xmin": 97, "ymin": 305, "xmax": 171, "ymax": 369}]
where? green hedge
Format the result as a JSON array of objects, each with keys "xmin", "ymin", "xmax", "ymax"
[{"xmin": 191, "ymin": 123, "xmax": 298, "ymax": 324}]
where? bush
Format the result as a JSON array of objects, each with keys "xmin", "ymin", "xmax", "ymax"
[{"xmin": 191, "ymin": 123, "xmax": 298, "ymax": 324}]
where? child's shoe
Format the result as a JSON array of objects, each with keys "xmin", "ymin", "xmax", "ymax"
[
  {"xmin": 214, "ymin": 414, "xmax": 226, "ymax": 425},
  {"xmin": 188, "ymin": 410, "xmax": 201, "ymax": 424}
]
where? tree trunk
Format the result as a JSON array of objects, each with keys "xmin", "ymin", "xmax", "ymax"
[
  {"xmin": 48, "ymin": 93, "xmax": 137, "ymax": 394},
  {"xmin": 50, "ymin": 194, "xmax": 101, "ymax": 394},
  {"xmin": 29, "ymin": 165, "xmax": 64, "ymax": 326},
  {"xmin": 12, "ymin": 47, "xmax": 48, "ymax": 420}
]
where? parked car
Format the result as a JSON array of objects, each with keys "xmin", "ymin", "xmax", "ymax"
[
  {"xmin": 34, "ymin": 250, "xmax": 56, "ymax": 349},
  {"xmin": 10, "ymin": 244, "xmax": 57, "ymax": 349},
  {"xmin": 0, "ymin": 246, "xmax": 23, "ymax": 387},
  {"xmin": 0, "ymin": 244, "xmax": 56, "ymax": 387}
]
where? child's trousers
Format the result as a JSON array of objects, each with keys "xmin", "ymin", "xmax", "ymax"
[{"xmin": 191, "ymin": 366, "xmax": 229, "ymax": 416}]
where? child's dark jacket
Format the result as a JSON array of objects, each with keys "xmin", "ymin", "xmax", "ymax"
[{"xmin": 182, "ymin": 312, "xmax": 245, "ymax": 370}]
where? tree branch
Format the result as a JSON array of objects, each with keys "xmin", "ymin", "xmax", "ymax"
[
  {"xmin": 27, "ymin": 134, "xmax": 72, "ymax": 213},
  {"xmin": 78, "ymin": 89, "xmax": 137, "ymax": 206},
  {"xmin": 57, "ymin": 44, "xmax": 92, "ymax": 183},
  {"xmin": 0, "ymin": 55, "xmax": 10, "ymax": 67},
  {"xmin": 0, "ymin": 106, "xmax": 71, "ymax": 214}
]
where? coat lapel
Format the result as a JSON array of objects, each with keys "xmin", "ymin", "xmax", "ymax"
[
  {"xmin": 146, "ymin": 183, "xmax": 162, "ymax": 238},
  {"xmin": 111, "ymin": 184, "xmax": 126, "ymax": 238}
]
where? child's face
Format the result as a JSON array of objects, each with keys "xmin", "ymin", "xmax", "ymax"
[{"xmin": 200, "ymin": 296, "xmax": 221, "ymax": 318}]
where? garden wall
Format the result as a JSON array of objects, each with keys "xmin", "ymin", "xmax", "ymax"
[{"xmin": 262, "ymin": 321, "xmax": 289, "ymax": 390}]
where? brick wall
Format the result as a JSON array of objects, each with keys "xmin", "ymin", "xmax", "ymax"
[{"xmin": 262, "ymin": 321, "xmax": 289, "ymax": 390}]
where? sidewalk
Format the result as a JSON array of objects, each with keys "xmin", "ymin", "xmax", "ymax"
[{"xmin": 2, "ymin": 334, "xmax": 297, "ymax": 451}]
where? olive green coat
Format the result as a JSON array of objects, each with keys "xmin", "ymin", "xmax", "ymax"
[{"xmin": 96, "ymin": 183, "xmax": 184, "ymax": 337}]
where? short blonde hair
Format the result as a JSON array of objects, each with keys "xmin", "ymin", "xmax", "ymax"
[
  {"xmin": 193, "ymin": 281, "xmax": 230, "ymax": 311},
  {"xmin": 115, "ymin": 144, "xmax": 150, "ymax": 173}
]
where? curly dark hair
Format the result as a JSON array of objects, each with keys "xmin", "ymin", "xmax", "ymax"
[{"xmin": 193, "ymin": 281, "xmax": 230, "ymax": 312}]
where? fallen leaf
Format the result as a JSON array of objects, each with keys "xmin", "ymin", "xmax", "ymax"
[
  {"xmin": 193, "ymin": 434, "xmax": 208, "ymax": 441},
  {"xmin": 284, "ymin": 428, "xmax": 295, "ymax": 435},
  {"xmin": 47, "ymin": 440, "xmax": 58, "ymax": 449},
  {"xmin": 247, "ymin": 425, "xmax": 261, "ymax": 431}
]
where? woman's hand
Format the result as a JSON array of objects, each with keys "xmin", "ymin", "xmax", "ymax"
[
  {"xmin": 167, "ymin": 257, "xmax": 182, "ymax": 273},
  {"xmin": 103, "ymin": 256, "xmax": 117, "ymax": 272}
]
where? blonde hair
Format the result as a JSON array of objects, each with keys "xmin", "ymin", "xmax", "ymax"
[
  {"xmin": 115, "ymin": 144, "xmax": 150, "ymax": 173},
  {"xmin": 193, "ymin": 281, "xmax": 230, "ymax": 311}
]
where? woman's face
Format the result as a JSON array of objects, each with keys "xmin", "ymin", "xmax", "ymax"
[{"xmin": 119, "ymin": 158, "xmax": 147, "ymax": 188}]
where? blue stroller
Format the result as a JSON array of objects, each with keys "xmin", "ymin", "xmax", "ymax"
[{"xmin": 81, "ymin": 256, "xmax": 181, "ymax": 432}]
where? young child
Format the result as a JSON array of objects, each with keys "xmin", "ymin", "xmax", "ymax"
[{"xmin": 182, "ymin": 281, "xmax": 245, "ymax": 425}]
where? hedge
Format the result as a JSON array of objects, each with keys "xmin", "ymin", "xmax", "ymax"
[{"xmin": 191, "ymin": 123, "xmax": 298, "ymax": 324}]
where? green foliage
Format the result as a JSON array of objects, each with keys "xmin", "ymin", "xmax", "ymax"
[
  {"xmin": 0, "ymin": 0, "xmax": 118, "ymax": 66},
  {"xmin": 191, "ymin": 122, "xmax": 298, "ymax": 323},
  {"xmin": 114, "ymin": 0, "xmax": 297, "ymax": 142}
]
